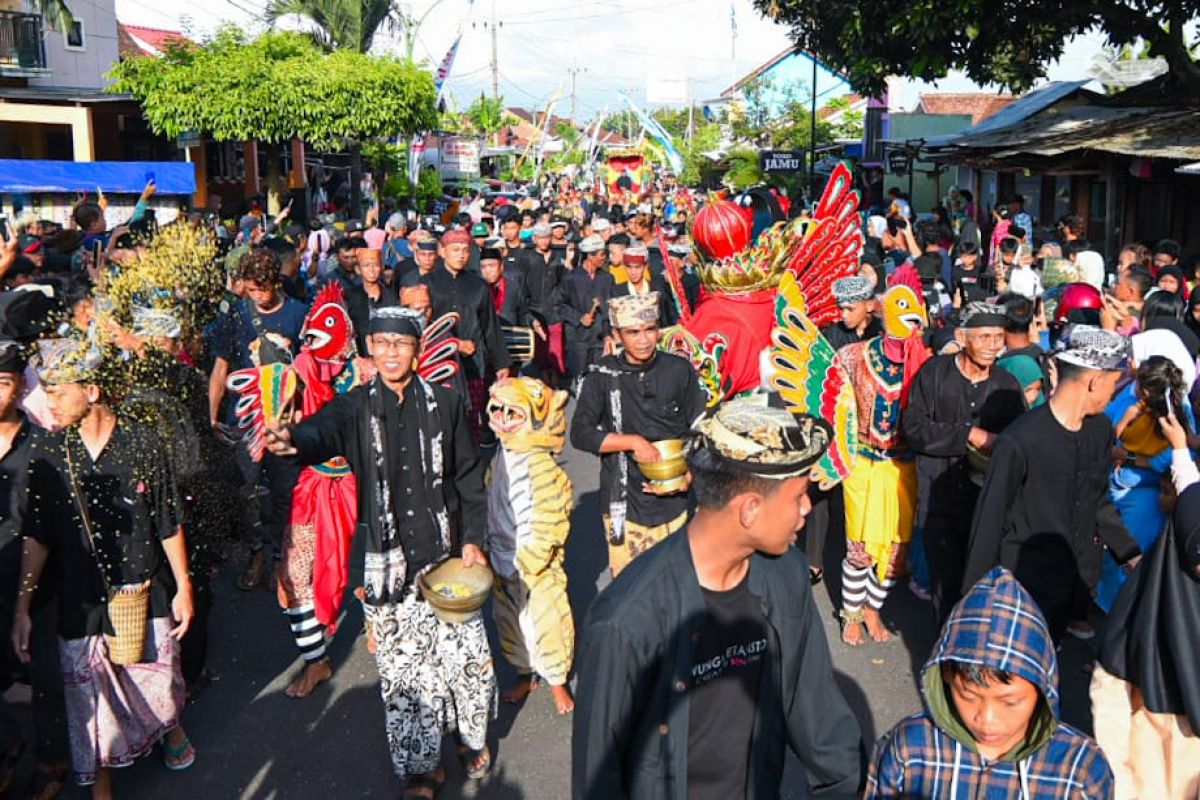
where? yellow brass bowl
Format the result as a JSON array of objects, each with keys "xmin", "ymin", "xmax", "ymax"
[
  {"xmin": 636, "ymin": 439, "xmax": 688, "ymax": 481},
  {"xmin": 418, "ymin": 558, "xmax": 494, "ymax": 624}
]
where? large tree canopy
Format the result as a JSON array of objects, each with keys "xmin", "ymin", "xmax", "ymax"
[
  {"xmin": 107, "ymin": 26, "xmax": 438, "ymax": 150},
  {"xmin": 265, "ymin": 0, "xmax": 396, "ymax": 54},
  {"xmin": 755, "ymin": 0, "xmax": 1200, "ymax": 95}
]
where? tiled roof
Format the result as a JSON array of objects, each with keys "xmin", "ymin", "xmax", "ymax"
[
  {"xmin": 917, "ymin": 93, "xmax": 1016, "ymax": 124},
  {"xmin": 117, "ymin": 23, "xmax": 189, "ymax": 58}
]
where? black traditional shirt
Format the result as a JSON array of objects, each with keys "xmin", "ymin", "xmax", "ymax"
[
  {"xmin": 554, "ymin": 267, "xmax": 616, "ymax": 352},
  {"xmin": 289, "ymin": 377, "xmax": 486, "ymax": 594},
  {"xmin": 523, "ymin": 249, "xmax": 564, "ymax": 323},
  {"xmin": 570, "ymin": 351, "xmax": 707, "ymax": 527},
  {"xmin": 0, "ymin": 414, "xmax": 33, "ymax": 558},
  {"xmin": 24, "ymin": 419, "xmax": 181, "ymax": 639},
  {"xmin": 902, "ymin": 355, "xmax": 1026, "ymax": 531},
  {"xmin": 821, "ymin": 318, "xmax": 883, "ymax": 351},
  {"xmin": 964, "ymin": 404, "xmax": 1141, "ymax": 637},
  {"xmin": 572, "ymin": 532, "xmax": 863, "ymax": 799},
  {"xmin": 421, "ymin": 267, "xmax": 511, "ymax": 379},
  {"xmin": 347, "ymin": 281, "xmax": 399, "ymax": 355},
  {"xmin": 0, "ymin": 415, "xmax": 34, "ymax": 617}
]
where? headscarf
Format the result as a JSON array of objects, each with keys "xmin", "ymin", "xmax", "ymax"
[
  {"xmin": 1099, "ymin": 481, "xmax": 1200, "ymax": 732},
  {"xmin": 1156, "ymin": 264, "xmax": 1187, "ymax": 300},
  {"xmin": 1075, "ymin": 250, "xmax": 1106, "ymax": 291},
  {"xmin": 997, "ymin": 354, "xmax": 1045, "ymax": 407}
]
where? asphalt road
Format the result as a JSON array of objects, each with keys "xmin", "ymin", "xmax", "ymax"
[{"xmin": 36, "ymin": 420, "xmax": 1098, "ymax": 799}]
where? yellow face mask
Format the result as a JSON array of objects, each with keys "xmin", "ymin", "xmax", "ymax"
[{"xmin": 881, "ymin": 285, "xmax": 928, "ymax": 339}]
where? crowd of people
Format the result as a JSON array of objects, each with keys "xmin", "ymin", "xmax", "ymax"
[{"xmin": 0, "ymin": 167, "xmax": 1194, "ymax": 800}]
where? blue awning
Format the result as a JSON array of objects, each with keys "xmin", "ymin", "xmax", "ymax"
[{"xmin": 0, "ymin": 159, "xmax": 196, "ymax": 194}]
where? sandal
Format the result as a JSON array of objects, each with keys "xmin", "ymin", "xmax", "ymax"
[
  {"xmin": 403, "ymin": 767, "xmax": 445, "ymax": 798},
  {"xmin": 457, "ymin": 744, "xmax": 492, "ymax": 780},
  {"xmin": 161, "ymin": 732, "xmax": 196, "ymax": 771}
]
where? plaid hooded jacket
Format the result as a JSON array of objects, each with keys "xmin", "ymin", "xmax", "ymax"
[{"xmin": 866, "ymin": 567, "xmax": 1114, "ymax": 799}]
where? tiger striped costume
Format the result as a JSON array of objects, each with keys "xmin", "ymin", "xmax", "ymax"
[{"xmin": 485, "ymin": 378, "xmax": 575, "ymax": 687}]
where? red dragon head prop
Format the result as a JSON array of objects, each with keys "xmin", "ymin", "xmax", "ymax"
[{"xmin": 302, "ymin": 283, "xmax": 355, "ymax": 363}]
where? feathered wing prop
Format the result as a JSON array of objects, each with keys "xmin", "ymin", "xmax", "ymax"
[
  {"xmin": 766, "ymin": 272, "xmax": 857, "ymax": 489},
  {"xmin": 657, "ymin": 325, "xmax": 728, "ymax": 408},
  {"xmin": 418, "ymin": 311, "xmax": 462, "ymax": 386},
  {"xmin": 226, "ymin": 362, "xmax": 300, "ymax": 462},
  {"xmin": 774, "ymin": 162, "xmax": 863, "ymax": 328}
]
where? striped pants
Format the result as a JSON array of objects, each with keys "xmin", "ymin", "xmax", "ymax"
[{"xmin": 278, "ymin": 522, "xmax": 327, "ymax": 662}]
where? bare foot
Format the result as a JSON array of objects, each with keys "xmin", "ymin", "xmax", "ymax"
[
  {"xmin": 502, "ymin": 675, "xmax": 538, "ymax": 704},
  {"xmin": 550, "ymin": 683, "xmax": 575, "ymax": 714},
  {"xmin": 864, "ymin": 607, "xmax": 891, "ymax": 643},
  {"xmin": 91, "ymin": 768, "xmax": 113, "ymax": 800},
  {"xmin": 285, "ymin": 659, "xmax": 332, "ymax": 698},
  {"xmin": 841, "ymin": 621, "xmax": 865, "ymax": 646}
]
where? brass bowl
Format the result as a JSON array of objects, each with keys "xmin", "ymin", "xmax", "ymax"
[
  {"xmin": 636, "ymin": 439, "xmax": 688, "ymax": 481},
  {"xmin": 418, "ymin": 558, "xmax": 494, "ymax": 624}
]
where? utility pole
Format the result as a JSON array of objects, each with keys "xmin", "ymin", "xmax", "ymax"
[
  {"xmin": 490, "ymin": 14, "xmax": 500, "ymax": 101},
  {"xmin": 567, "ymin": 65, "xmax": 587, "ymax": 122}
]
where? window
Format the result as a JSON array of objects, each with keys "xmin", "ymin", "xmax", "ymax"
[{"xmin": 64, "ymin": 19, "xmax": 84, "ymax": 51}]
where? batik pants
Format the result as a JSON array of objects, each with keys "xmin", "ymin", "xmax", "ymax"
[
  {"xmin": 365, "ymin": 591, "xmax": 496, "ymax": 780},
  {"xmin": 59, "ymin": 617, "xmax": 184, "ymax": 786},
  {"xmin": 493, "ymin": 566, "xmax": 573, "ymax": 686},
  {"xmin": 603, "ymin": 510, "xmax": 688, "ymax": 577}
]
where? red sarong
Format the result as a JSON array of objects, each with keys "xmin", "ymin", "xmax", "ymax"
[{"xmin": 289, "ymin": 465, "xmax": 358, "ymax": 630}]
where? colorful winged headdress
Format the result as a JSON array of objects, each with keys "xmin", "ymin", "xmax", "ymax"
[
  {"xmin": 766, "ymin": 272, "xmax": 857, "ymax": 489},
  {"xmin": 658, "ymin": 162, "xmax": 864, "ymax": 401}
]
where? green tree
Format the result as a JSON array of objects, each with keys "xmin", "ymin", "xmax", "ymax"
[
  {"xmin": 265, "ymin": 0, "xmax": 397, "ymax": 54},
  {"xmin": 757, "ymin": 0, "xmax": 1200, "ymax": 94},
  {"xmin": 822, "ymin": 96, "xmax": 864, "ymax": 140},
  {"xmin": 264, "ymin": 0, "xmax": 410, "ymax": 214},
  {"xmin": 108, "ymin": 27, "xmax": 437, "ymax": 211},
  {"xmin": 465, "ymin": 94, "xmax": 513, "ymax": 145}
]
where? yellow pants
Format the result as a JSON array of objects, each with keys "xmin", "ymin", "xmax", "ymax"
[
  {"xmin": 604, "ymin": 511, "xmax": 689, "ymax": 577},
  {"xmin": 842, "ymin": 455, "xmax": 917, "ymax": 581},
  {"xmin": 492, "ymin": 560, "xmax": 574, "ymax": 686}
]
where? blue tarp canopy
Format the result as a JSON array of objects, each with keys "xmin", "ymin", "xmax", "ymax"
[{"xmin": 0, "ymin": 160, "xmax": 196, "ymax": 194}]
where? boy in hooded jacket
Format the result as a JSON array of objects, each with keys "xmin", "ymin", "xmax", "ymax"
[{"xmin": 866, "ymin": 567, "xmax": 1113, "ymax": 799}]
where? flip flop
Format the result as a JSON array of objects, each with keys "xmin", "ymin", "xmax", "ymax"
[{"xmin": 162, "ymin": 733, "xmax": 196, "ymax": 771}]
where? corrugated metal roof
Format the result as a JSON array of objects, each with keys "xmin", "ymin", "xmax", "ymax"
[
  {"xmin": 921, "ymin": 80, "xmax": 1093, "ymax": 148},
  {"xmin": 926, "ymin": 102, "xmax": 1200, "ymax": 164}
]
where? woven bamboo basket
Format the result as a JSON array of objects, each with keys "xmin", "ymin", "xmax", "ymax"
[{"xmin": 107, "ymin": 582, "xmax": 151, "ymax": 665}]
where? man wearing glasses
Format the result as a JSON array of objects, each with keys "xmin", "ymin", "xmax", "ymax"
[
  {"xmin": 264, "ymin": 306, "xmax": 494, "ymax": 795},
  {"xmin": 903, "ymin": 301, "xmax": 1026, "ymax": 623}
]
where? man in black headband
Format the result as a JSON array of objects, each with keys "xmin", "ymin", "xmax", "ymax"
[
  {"xmin": 264, "ymin": 305, "xmax": 495, "ymax": 794},
  {"xmin": 902, "ymin": 301, "xmax": 1026, "ymax": 622},
  {"xmin": 574, "ymin": 394, "xmax": 864, "ymax": 800}
]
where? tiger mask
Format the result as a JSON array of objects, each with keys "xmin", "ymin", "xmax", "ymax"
[{"xmin": 487, "ymin": 377, "xmax": 568, "ymax": 455}]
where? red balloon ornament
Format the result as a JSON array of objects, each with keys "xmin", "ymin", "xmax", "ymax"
[{"xmin": 693, "ymin": 194, "xmax": 752, "ymax": 261}]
